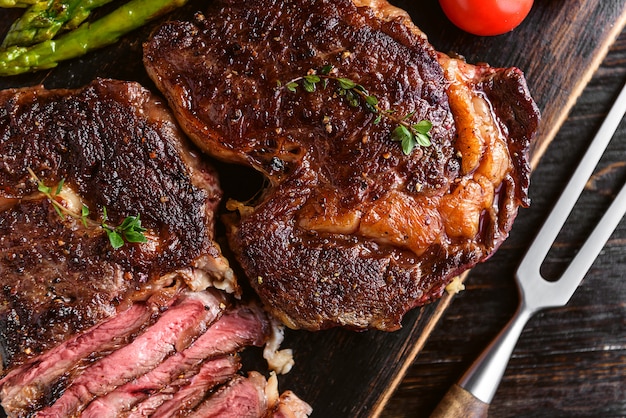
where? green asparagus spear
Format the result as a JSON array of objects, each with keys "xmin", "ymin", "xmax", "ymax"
[
  {"xmin": 0, "ymin": 0, "xmax": 37, "ymax": 7},
  {"xmin": 3, "ymin": 0, "xmax": 67, "ymax": 47},
  {"xmin": 2, "ymin": 0, "xmax": 114, "ymax": 48},
  {"xmin": 64, "ymin": 0, "xmax": 114, "ymax": 30},
  {"xmin": 0, "ymin": 0, "xmax": 187, "ymax": 76}
]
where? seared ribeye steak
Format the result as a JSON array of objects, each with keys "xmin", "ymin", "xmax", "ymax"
[
  {"xmin": 0, "ymin": 285, "xmax": 308, "ymax": 418},
  {"xmin": 144, "ymin": 0, "xmax": 540, "ymax": 330},
  {"xmin": 0, "ymin": 79, "xmax": 235, "ymax": 370}
]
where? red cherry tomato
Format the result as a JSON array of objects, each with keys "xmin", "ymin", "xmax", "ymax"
[{"xmin": 438, "ymin": 0, "xmax": 534, "ymax": 36}]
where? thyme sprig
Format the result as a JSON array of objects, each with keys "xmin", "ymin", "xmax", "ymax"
[
  {"xmin": 283, "ymin": 65, "xmax": 433, "ymax": 155},
  {"xmin": 28, "ymin": 168, "xmax": 148, "ymax": 249}
]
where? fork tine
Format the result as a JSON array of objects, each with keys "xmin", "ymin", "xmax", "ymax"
[
  {"xmin": 518, "ymin": 84, "xmax": 626, "ymax": 274},
  {"xmin": 551, "ymin": 179, "xmax": 626, "ymax": 305},
  {"xmin": 516, "ymin": 83, "xmax": 626, "ymax": 306},
  {"xmin": 517, "ymin": 179, "xmax": 626, "ymax": 310}
]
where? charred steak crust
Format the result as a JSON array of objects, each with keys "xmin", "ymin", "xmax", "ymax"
[
  {"xmin": 144, "ymin": 0, "xmax": 540, "ymax": 330},
  {"xmin": 0, "ymin": 79, "xmax": 230, "ymax": 369}
]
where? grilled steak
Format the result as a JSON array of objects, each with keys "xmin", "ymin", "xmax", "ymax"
[
  {"xmin": 0, "ymin": 302, "xmax": 158, "ymax": 415},
  {"xmin": 145, "ymin": 356, "xmax": 241, "ymax": 418},
  {"xmin": 0, "ymin": 78, "xmax": 236, "ymax": 371},
  {"xmin": 0, "ymin": 78, "xmax": 310, "ymax": 417},
  {"xmin": 188, "ymin": 372, "xmax": 269, "ymax": 418},
  {"xmin": 81, "ymin": 303, "xmax": 270, "ymax": 417},
  {"xmin": 35, "ymin": 291, "xmax": 222, "ymax": 417},
  {"xmin": 144, "ymin": 0, "xmax": 540, "ymax": 330}
]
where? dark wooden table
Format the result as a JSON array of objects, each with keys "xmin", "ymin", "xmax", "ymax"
[
  {"xmin": 382, "ymin": 28, "xmax": 626, "ymax": 418},
  {"xmin": 1, "ymin": 2, "xmax": 625, "ymax": 418}
]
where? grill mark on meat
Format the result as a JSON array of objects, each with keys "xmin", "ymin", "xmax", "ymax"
[
  {"xmin": 33, "ymin": 291, "xmax": 224, "ymax": 417},
  {"xmin": 0, "ymin": 79, "xmax": 236, "ymax": 370},
  {"xmin": 79, "ymin": 303, "xmax": 270, "ymax": 417},
  {"xmin": 187, "ymin": 372, "xmax": 269, "ymax": 418},
  {"xmin": 144, "ymin": 0, "xmax": 540, "ymax": 330}
]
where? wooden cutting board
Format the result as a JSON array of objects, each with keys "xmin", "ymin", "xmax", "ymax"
[{"xmin": 1, "ymin": 1, "xmax": 626, "ymax": 417}]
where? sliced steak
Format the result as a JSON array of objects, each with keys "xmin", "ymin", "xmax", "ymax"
[
  {"xmin": 85, "ymin": 355, "xmax": 240, "ymax": 418},
  {"xmin": 80, "ymin": 303, "xmax": 270, "ymax": 417},
  {"xmin": 0, "ymin": 79, "xmax": 236, "ymax": 371},
  {"xmin": 188, "ymin": 372, "xmax": 270, "ymax": 418},
  {"xmin": 148, "ymin": 356, "xmax": 241, "ymax": 418},
  {"xmin": 144, "ymin": 0, "xmax": 540, "ymax": 330},
  {"xmin": 34, "ymin": 290, "xmax": 224, "ymax": 418},
  {"xmin": 0, "ymin": 301, "xmax": 157, "ymax": 416}
]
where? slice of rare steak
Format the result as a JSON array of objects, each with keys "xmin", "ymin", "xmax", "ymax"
[
  {"xmin": 80, "ymin": 303, "xmax": 270, "ymax": 417},
  {"xmin": 144, "ymin": 0, "xmax": 540, "ymax": 330},
  {"xmin": 34, "ymin": 290, "xmax": 224, "ymax": 418},
  {"xmin": 0, "ymin": 79, "xmax": 236, "ymax": 371}
]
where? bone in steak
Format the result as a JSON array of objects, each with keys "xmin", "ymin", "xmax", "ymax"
[{"xmin": 143, "ymin": 0, "xmax": 540, "ymax": 330}]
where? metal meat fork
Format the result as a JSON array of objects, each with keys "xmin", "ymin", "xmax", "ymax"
[{"xmin": 431, "ymin": 82, "xmax": 626, "ymax": 418}]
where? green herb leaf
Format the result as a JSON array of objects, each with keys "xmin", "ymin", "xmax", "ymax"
[
  {"xmin": 55, "ymin": 178, "xmax": 65, "ymax": 195},
  {"xmin": 320, "ymin": 65, "xmax": 333, "ymax": 75},
  {"xmin": 81, "ymin": 204, "xmax": 89, "ymax": 227},
  {"xmin": 345, "ymin": 90, "xmax": 359, "ymax": 107},
  {"xmin": 415, "ymin": 132, "xmax": 431, "ymax": 147},
  {"xmin": 286, "ymin": 82, "xmax": 298, "ymax": 92},
  {"xmin": 124, "ymin": 229, "xmax": 148, "ymax": 243},
  {"xmin": 302, "ymin": 78, "xmax": 316, "ymax": 92},
  {"xmin": 38, "ymin": 183, "xmax": 52, "ymax": 194},
  {"xmin": 365, "ymin": 95, "xmax": 378, "ymax": 106},
  {"xmin": 302, "ymin": 74, "xmax": 321, "ymax": 93},
  {"xmin": 304, "ymin": 74, "xmax": 320, "ymax": 84},
  {"xmin": 107, "ymin": 230, "xmax": 124, "ymax": 249},
  {"xmin": 402, "ymin": 136, "xmax": 417, "ymax": 155},
  {"xmin": 373, "ymin": 114, "xmax": 382, "ymax": 124},
  {"xmin": 414, "ymin": 119, "xmax": 433, "ymax": 134},
  {"xmin": 116, "ymin": 214, "xmax": 147, "ymax": 244},
  {"xmin": 53, "ymin": 204, "xmax": 65, "ymax": 220},
  {"xmin": 117, "ymin": 215, "xmax": 136, "ymax": 231},
  {"xmin": 365, "ymin": 95, "xmax": 378, "ymax": 112},
  {"xmin": 392, "ymin": 125, "xmax": 416, "ymax": 155},
  {"xmin": 412, "ymin": 120, "xmax": 432, "ymax": 147},
  {"xmin": 337, "ymin": 77, "xmax": 356, "ymax": 90},
  {"xmin": 391, "ymin": 124, "xmax": 411, "ymax": 143}
]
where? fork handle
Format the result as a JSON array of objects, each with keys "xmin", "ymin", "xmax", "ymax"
[
  {"xmin": 430, "ymin": 303, "xmax": 534, "ymax": 417},
  {"xmin": 430, "ymin": 383, "xmax": 488, "ymax": 418}
]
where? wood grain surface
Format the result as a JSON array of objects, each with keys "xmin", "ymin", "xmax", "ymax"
[
  {"xmin": 1, "ymin": 1, "xmax": 626, "ymax": 418},
  {"xmin": 383, "ymin": 25, "xmax": 626, "ymax": 418}
]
